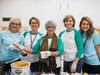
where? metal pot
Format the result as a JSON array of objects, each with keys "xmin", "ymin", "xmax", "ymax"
[{"xmin": 0, "ymin": 60, "xmax": 5, "ymax": 75}]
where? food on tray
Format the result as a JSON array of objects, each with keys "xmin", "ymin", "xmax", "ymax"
[
  {"xmin": 71, "ymin": 73, "xmax": 75, "ymax": 75},
  {"xmin": 11, "ymin": 61, "xmax": 29, "ymax": 67},
  {"xmin": 83, "ymin": 72, "xmax": 88, "ymax": 75}
]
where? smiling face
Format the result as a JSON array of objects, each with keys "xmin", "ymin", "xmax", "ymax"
[
  {"xmin": 30, "ymin": 19, "xmax": 38, "ymax": 31},
  {"xmin": 64, "ymin": 18, "xmax": 74, "ymax": 31},
  {"xmin": 47, "ymin": 25, "xmax": 55, "ymax": 36},
  {"xmin": 81, "ymin": 20, "xmax": 90, "ymax": 33},
  {"xmin": 10, "ymin": 19, "xmax": 20, "ymax": 33}
]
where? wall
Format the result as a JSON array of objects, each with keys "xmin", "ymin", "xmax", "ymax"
[
  {"xmin": 0, "ymin": 0, "xmax": 1, "ymax": 18},
  {"xmin": 0, "ymin": 0, "xmax": 100, "ymax": 35}
]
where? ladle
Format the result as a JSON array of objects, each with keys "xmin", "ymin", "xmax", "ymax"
[{"xmin": 13, "ymin": 44, "xmax": 28, "ymax": 56}]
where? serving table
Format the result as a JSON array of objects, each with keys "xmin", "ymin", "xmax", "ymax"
[
  {"xmin": 5, "ymin": 71, "xmax": 60, "ymax": 75},
  {"xmin": 5, "ymin": 71, "xmax": 100, "ymax": 75}
]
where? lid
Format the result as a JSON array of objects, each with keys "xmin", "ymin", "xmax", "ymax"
[{"xmin": 0, "ymin": 59, "xmax": 5, "ymax": 66}]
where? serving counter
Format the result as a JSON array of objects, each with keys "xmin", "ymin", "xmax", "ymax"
[
  {"xmin": 5, "ymin": 71, "xmax": 61, "ymax": 75},
  {"xmin": 5, "ymin": 71, "xmax": 100, "ymax": 75}
]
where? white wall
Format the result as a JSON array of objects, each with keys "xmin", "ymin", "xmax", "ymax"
[
  {"xmin": 0, "ymin": 0, "xmax": 100, "ymax": 35},
  {"xmin": 0, "ymin": 0, "xmax": 1, "ymax": 28}
]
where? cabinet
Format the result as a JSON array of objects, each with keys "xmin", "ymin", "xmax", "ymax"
[{"xmin": 96, "ymin": 29, "xmax": 100, "ymax": 36}]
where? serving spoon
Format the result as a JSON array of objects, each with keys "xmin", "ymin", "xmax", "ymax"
[{"xmin": 13, "ymin": 44, "xmax": 28, "ymax": 56}]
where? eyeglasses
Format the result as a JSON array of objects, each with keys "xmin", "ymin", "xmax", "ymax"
[
  {"xmin": 11, "ymin": 23, "xmax": 20, "ymax": 26},
  {"xmin": 31, "ymin": 22, "xmax": 38, "ymax": 24}
]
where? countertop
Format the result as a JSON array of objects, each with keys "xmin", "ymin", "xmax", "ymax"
[
  {"xmin": 5, "ymin": 71, "xmax": 60, "ymax": 75},
  {"xmin": 5, "ymin": 71, "xmax": 100, "ymax": 75}
]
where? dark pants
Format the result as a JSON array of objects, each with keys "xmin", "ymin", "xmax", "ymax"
[
  {"xmin": 53, "ymin": 67, "xmax": 60, "ymax": 75},
  {"xmin": 31, "ymin": 61, "xmax": 39, "ymax": 71},
  {"xmin": 5, "ymin": 59, "xmax": 20, "ymax": 71},
  {"xmin": 64, "ymin": 57, "xmax": 83, "ymax": 73},
  {"xmin": 82, "ymin": 63, "xmax": 100, "ymax": 73}
]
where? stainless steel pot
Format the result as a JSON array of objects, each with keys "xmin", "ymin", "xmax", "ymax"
[{"xmin": 0, "ymin": 60, "xmax": 5, "ymax": 75}]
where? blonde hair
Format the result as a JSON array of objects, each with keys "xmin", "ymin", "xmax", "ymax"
[
  {"xmin": 8, "ymin": 17, "xmax": 22, "ymax": 34},
  {"xmin": 63, "ymin": 15, "xmax": 75, "ymax": 27},
  {"xmin": 29, "ymin": 17, "xmax": 40, "ymax": 28}
]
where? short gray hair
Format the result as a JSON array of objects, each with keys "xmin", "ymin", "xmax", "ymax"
[{"xmin": 45, "ymin": 20, "xmax": 57, "ymax": 29}]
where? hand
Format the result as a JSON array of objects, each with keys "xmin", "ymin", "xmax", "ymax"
[
  {"xmin": 9, "ymin": 44, "xmax": 24, "ymax": 52},
  {"xmin": 45, "ymin": 51, "xmax": 51, "ymax": 58},
  {"xmin": 8, "ymin": 44, "xmax": 17, "ymax": 51},
  {"xmin": 17, "ymin": 45, "xmax": 24, "ymax": 50},
  {"xmin": 71, "ymin": 61, "xmax": 77, "ymax": 72},
  {"xmin": 13, "ymin": 44, "xmax": 24, "ymax": 50}
]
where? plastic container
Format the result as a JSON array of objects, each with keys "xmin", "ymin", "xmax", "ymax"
[
  {"xmin": 40, "ymin": 51, "xmax": 47, "ymax": 59},
  {"xmin": 11, "ymin": 61, "xmax": 30, "ymax": 75}
]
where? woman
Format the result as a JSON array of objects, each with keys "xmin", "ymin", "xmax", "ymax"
[
  {"xmin": 59, "ymin": 15, "xmax": 83, "ymax": 73},
  {"xmin": 0, "ymin": 17, "xmax": 24, "ymax": 71},
  {"xmin": 79, "ymin": 16, "xmax": 100, "ymax": 73},
  {"xmin": 21, "ymin": 17, "xmax": 43, "ymax": 71},
  {"xmin": 10, "ymin": 20, "xmax": 63, "ymax": 74}
]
